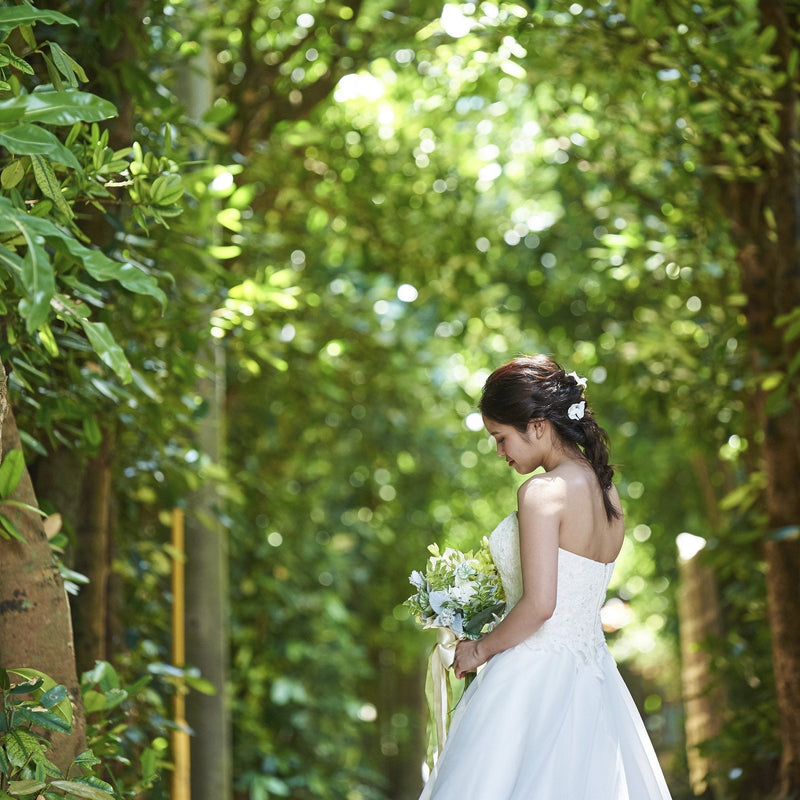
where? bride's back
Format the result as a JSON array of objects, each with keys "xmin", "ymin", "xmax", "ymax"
[{"xmin": 553, "ymin": 459, "xmax": 625, "ymax": 564}]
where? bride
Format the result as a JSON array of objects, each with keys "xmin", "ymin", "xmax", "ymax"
[{"xmin": 418, "ymin": 355, "xmax": 672, "ymax": 799}]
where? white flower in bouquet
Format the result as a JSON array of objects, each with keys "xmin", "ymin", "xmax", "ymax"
[
  {"xmin": 449, "ymin": 582, "xmax": 477, "ymax": 606},
  {"xmin": 403, "ymin": 538, "xmax": 506, "ymax": 640},
  {"xmin": 409, "ymin": 570, "xmax": 427, "ymax": 590}
]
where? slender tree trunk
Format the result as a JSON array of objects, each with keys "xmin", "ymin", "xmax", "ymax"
[
  {"xmin": 380, "ymin": 648, "xmax": 427, "ymax": 800},
  {"xmin": 72, "ymin": 433, "xmax": 115, "ymax": 673},
  {"xmin": 758, "ymin": 384, "xmax": 800, "ymax": 796},
  {"xmin": 178, "ymin": 9, "xmax": 233, "ymax": 798},
  {"xmin": 0, "ymin": 361, "xmax": 86, "ymax": 771},
  {"xmin": 185, "ymin": 343, "xmax": 231, "ymax": 800},
  {"xmin": 678, "ymin": 551, "xmax": 728, "ymax": 798}
]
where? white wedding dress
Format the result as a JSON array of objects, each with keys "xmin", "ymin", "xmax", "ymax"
[{"xmin": 418, "ymin": 512, "xmax": 673, "ymax": 799}]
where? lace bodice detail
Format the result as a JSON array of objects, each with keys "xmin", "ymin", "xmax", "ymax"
[
  {"xmin": 488, "ymin": 512, "xmax": 615, "ymax": 669},
  {"xmin": 488, "ymin": 513, "xmax": 524, "ymax": 608}
]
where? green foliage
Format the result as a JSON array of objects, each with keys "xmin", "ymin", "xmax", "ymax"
[
  {"xmin": 0, "ymin": 661, "xmax": 170, "ymax": 799},
  {"xmin": 0, "ymin": 667, "xmax": 115, "ymax": 800},
  {"xmin": 0, "ymin": 3, "xmax": 176, "ymax": 415},
  {"xmin": 80, "ymin": 662, "xmax": 166, "ymax": 798}
]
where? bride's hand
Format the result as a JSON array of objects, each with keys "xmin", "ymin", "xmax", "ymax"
[{"xmin": 453, "ymin": 639, "xmax": 485, "ymax": 679}]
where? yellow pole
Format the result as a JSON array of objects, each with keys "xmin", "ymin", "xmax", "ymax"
[{"xmin": 171, "ymin": 508, "xmax": 191, "ymax": 800}]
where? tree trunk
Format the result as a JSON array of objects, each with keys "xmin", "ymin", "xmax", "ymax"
[
  {"xmin": 727, "ymin": 3, "xmax": 800, "ymax": 793},
  {"xmin": 380, "ymin": 647, "xmax": 427, "ymax": 800},
  {"xmin": 185, "ymin": 343, "xmax": 231, "ymax": 800},
  {"xmin": 178, "ymin": 9, "xmax": 233, "ymax": 798},
  {"xmin": 0, "ymin": 361, "xmax": 86, "ymax": 771},
  {"xmin": 758, "ymin": 365, "xmax": 800, "ymax": 796},
  {"xmin": 734, "ymin": 195, "xmax": 800, "ymax": 800},
  {"xmin": 678, "ymin": 551, "xmax": 728, "ymax": 798},
  {"xmin": 764, "ymin": 540, "xmax": 800, "ymax": 794},
  {"xmin": 30, "ymin": 435, "xmax": 115, "ymax": 676},
  {"xmin": 72, "ymin": 433, "xmax": 115, "ymax": 674}
]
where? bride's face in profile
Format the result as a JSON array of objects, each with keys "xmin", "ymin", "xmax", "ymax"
[{"xmin": 483, "ymin": 417, "xmax": 541, "ymax": 474}]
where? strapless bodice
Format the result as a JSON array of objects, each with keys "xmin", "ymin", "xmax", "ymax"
[{"xmin": 488, "ymin": 512, "xmax": 615, "ymax": 666}]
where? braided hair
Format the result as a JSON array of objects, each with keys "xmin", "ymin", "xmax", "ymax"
[{"xmin": 479, "ymin": 355, "xmax": 621, "ymax": 521}]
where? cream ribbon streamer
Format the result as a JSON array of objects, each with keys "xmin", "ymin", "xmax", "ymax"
[{"xmin": 426, "ymin": 627, "xmax": 459, "ymax": 760}]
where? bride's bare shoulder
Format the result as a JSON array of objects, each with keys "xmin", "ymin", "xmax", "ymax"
[{"xmin": 517, "ymin": 472, "xmax": 569, "ymax": 513}]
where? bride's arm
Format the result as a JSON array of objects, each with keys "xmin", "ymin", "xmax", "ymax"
[{"xmin": 453, "ymin": 477, "xmax": 562, "ymax": 679}]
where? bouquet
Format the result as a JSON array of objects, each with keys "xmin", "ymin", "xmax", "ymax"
[
  {"xmin": 404, "ymin": 538, "xmax": 506, "ymax": 641},
  {"xmin": 404, "ymin": 537, "xmax": 506, "ymax": 762}
]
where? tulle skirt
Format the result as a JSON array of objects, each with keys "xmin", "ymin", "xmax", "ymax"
[{"xmin": 418, "ymin": 641, "xmax": 672, "ymax": 800}]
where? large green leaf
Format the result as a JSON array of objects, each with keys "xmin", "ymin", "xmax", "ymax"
[
  {"xmin": 0, "ymin": 124, "xmax": 80, "ymax": 169},
  {"xmin": 7, "ymin": 780, "xmax": 47, "ymax": 797},
  {"xmin": 0, "ymin": 243, "xmax": 24, "ymax": 281},
  {"xmin": 39, "ymin": 683, "xmax": 69, "ymax": 709},
  {"xmin": 30, "ymin": 154, "xmax": 74, "ymax": 217},
  {"xmin": 0, "ymin": 198, "xmax": 166, "ymax": 308},
  {"xmin": 1, "ymin": 158, "xmax": 26, "ymax": 188},
  {"xmin": 3, "ymin": 730, "xmax": 42, "ymax": 768},
  {"xmin": 48, "ymin": 781, "xmax": 113, "ymax": 800},
  {"xmin": 79, "ymin": 319, "xmax": 133, "ymax": 383},
  {"xmin": 0, "ymin": 450, "xmax": 24, "ymax": 499},
  {"xmin": 0, "ymin": 44, "xmax": 34, "ymax": 76},
  {"xmin": 0, "ymin": 7, "xmax": 77, "ymax": 27},
  {"xmin": 12, "ymin": 216, "xmax": 55, "ymax": 333},
  {"xmin": 58, "ymin": 237, "xmax": 167, "ymax": 309},
  {"xmin": 0, "ymin": 89, "xmax": 116, "ymax": 126},
  {"xmin": 7, "ymin": 669, "xmax": 72, "ymax": 726},
  {"xmin": 48, "ymin": 41, "xmax": 88, "ymax": 87},
  {"xmin": 12, "ymin": 706, "xmax": 72, "ymax": 734}
]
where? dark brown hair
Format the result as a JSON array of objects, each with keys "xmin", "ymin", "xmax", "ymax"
[{"xmin": 479, "ymin": 355, "xmax": 621, "ymax": 521}]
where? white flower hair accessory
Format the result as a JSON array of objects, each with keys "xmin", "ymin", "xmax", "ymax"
[
  {"xmin": 568, "ymin": 400, "xmax": 586, "ymax": 421},
  {"xmin": 566, "ymin": 371, "xmax": 588, "ymax": 389}
]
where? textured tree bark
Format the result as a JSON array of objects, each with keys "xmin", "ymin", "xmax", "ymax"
[
  {"xmin": 759, "ymin": 373, "xmax": 800, "ymax": 796},
  {"xmin": 734, "ymin": 190, "xmax": 800, "ymax": 798},
  {"xmin": 72, "ymin": 434, "xmax": 115, "ymax": 674},
  {"xmin": 677, "ymin": 552, "xmax": 727, "ymax": 797},
  {"xmin": 728, "ymin": 4, "xmax": 800, "ymax": 792},
  {"xmin": 0, "ymin": 362, "xmax": 87, "ymax": 771},
  {"xmin": 765, "ymin": 540, "xmax": 800, "ymax": 794}
]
